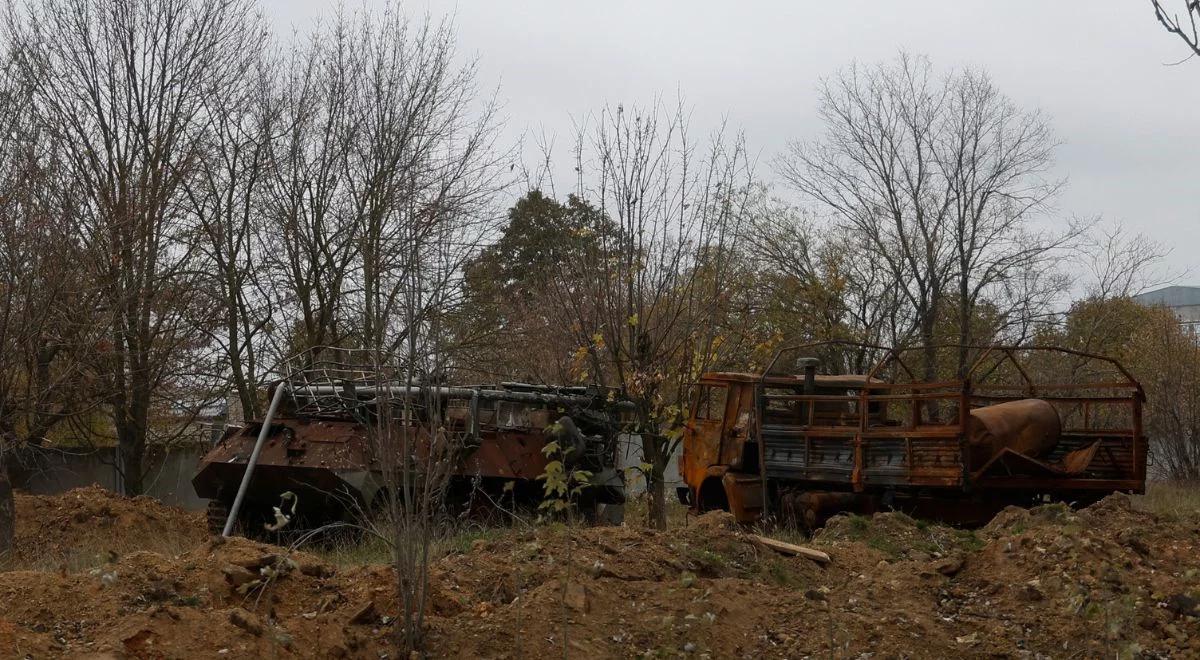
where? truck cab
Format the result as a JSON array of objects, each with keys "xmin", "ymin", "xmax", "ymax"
[{"xmin": 679, "ymin": 367, "xmax": 878, "ymax": 523}]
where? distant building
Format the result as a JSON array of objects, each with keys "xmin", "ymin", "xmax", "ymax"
[{"xmin": 1133, "ymin": 285, "xmax": 1200, "ymax": 328}]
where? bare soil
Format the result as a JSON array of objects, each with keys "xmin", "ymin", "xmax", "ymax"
[
  {"xmin": 0, "ymin": 487, "xmax": 1196, "ymax": 658},
  {"xmin": 9, "ymin": 485, "xmax": 205, "ymax": 570}
]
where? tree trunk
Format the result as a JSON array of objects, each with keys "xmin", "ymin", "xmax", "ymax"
[
  {"xmin": 642, "ymin": 433, "xmax": 669, "ymax": 530},
  {"xmin": 117, "ymin": 427, "xmax": 146, "ymax": 496},
  {"xmin": 920, "ymin": 314, "xmax": 938, "ymax": 380},
  {"xmin": 648, "ymin": 471, "xmax": 667, "ymax": 530},
  {"xmin": 957, "ymin": 277, "xmax": 973, "ymax": 378},
  {"xmin": 919, "ymin": 305, "xmax": 941, "ymax": 422},
  {"xmin": 0, "ymin": 451, "xmax": 13, "ymax": 560},
  {"xmin": 227, "ymin": 316, "xmax": 259, "ymax": 422}
]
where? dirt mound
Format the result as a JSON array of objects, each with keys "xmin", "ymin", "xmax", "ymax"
[
  {"xmin": 816, "ymin": 510, "xmax": 984, "ymax": 561},
  {"xmin": 10, "ymin": 485, "xmax": 206, "ymax": 569},
  {"xmin": 0, "ymin": 503, "xmax": 834, "ymax": 658},
  {"xmin": 425, "ymin": 513, "xmax": 830, "ymax": 658},
  {"xmin": 0, "ymin": 490, "xmax": 1196, "ymax": 657},
  {"xmin": 942, "ymin": 493, "xmax": 1200, "ymax": 657},
  {"xmin": 0, "ymin": 534, "xmax": 397, "ymax": 657}
]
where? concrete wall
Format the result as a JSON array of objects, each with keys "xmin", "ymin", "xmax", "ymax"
[
  {"xmin": 12, "ymin": 445, "xmax": 209, "ymax": 510},
  {"xmin": 617, "ymin": 434, "xmax": 684, "ymax": 497},
  {"xmin": 11, "ymin": 434, "xmax": 684, "ymax": 511},
  {"xmin": 1133, "ymin": 286, "xmax": 1200, "ymax": 329},
  {"xmin": 1173, "ymin": 304, "xmax": 1200, "ymax": 326}
]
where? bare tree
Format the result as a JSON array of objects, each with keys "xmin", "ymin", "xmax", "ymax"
[
  {"xmin": 345, "ymin": 9, "xmax": 505, "ymax": 355},
  {"xmin": 258, "ymin": 8, "xmax": 507, "ymax": 368},
  {"xmin": 555, "ymin": 99, "xmax": 753, "ymax": 529},
  {"xmin": 1152, "ymin": 0, "xmax": 1200, "ymax": 57},
  {"xmin": 777, "ymin": 55, "xmax": 951, "ymax": 378},
  {"xmin": 939, "ymin": 68, "xmax": 1077, "ymax": 369},
  {"xmin": 6, "ymin": 0, "xmax": 269, "ymax": 494},
  {"xmin": 361, "ymin": 113, "xmax": 500, "ymax": 655},
  {"xmin": 181, "ymin": 48, "xmax": 276, "ymax": 422},
  {"xmin": 776, "ymin": 54, "xmax": 1073, "ymax": 378},
  {"xmin": 375, "ymin": 220, "xmax": 464, "ymax": 654},
  {"xmin": 1055, "ymin": 226, "xmax": 1173, "ymax": 362},
  {"xmin": 740, "ymin": 194, "xmax": 904, "ymax": 371},
  {"xmin": 1082, "ymin": 224, "xmax": 1174, "ymax": 299},
  {"xmin": 270, "ymin": 7, "xmax": 506, "ymax": 653},
  {"xmin": 259, "ymin": 25, "xmax": 359, "ymax": 360},
  {"xmin": 0, "ymin": 59, "xmax": 101, "ymax": 552}
]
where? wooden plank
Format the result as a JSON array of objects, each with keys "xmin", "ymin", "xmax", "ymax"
[{"xmin": 748, "ymin": 534, "xmax": 831, "ymax": 564}]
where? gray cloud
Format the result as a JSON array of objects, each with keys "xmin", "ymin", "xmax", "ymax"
[{"xmin": 264, "ymin": 0, "xmax": 1200, "ymax": 275}]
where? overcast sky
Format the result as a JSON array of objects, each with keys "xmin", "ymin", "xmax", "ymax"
[{"xmin": 263, "ymin": 1, "xmax": 1200, "ymax": 280}]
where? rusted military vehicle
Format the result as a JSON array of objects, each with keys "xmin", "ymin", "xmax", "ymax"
[
  {"xmin": 193, "ymin": 349, "xmax": 628, "ymax": 535},
  {"xmin": 680, "ymin": 343, "xmax": 1146, "ymax": 527}
]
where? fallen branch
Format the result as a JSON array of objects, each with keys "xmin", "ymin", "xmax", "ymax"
[{"xmin": 748, "ymin": 534, "xmax": 831, "ymax": 564}]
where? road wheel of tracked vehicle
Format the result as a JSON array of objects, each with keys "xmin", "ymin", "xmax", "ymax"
[
  {"xmin": 576, "ymin": 498, "xmax": 625, "ymax": 526},
  {"xmin": 597, "ymin": 503, "xmax": 625, "ymax": 526},
  {"xmin": 206, "ymin": 499, "xmax": 230, "ymax": 536}
]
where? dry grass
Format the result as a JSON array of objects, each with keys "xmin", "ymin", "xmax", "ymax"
[
  {"xmin": 312, "ymin": 493, "xmax": 693, "ymax": 567},
  {"xmin": 311, "ymin": 522, "xmax": 512, "ymax": 568},
  {"xmin": 3, "ymin": 528, "xmax": 204, "ymax": 574},
  {"xmin": 621, "ymin": 492, "xmax": 691, "ymax": 529},
  {"xmin": 1132, "ymin": 481, "xmax": 1200, "ymax": 519}
]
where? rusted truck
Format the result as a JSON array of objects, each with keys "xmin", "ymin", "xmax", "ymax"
[
  {"xmin": 679, "ymin": 343, "xmax": 1147, "ymax": 527},
  {"xmin": 193, "ymin": 349, "xmax": 628, "ymax": 535}
]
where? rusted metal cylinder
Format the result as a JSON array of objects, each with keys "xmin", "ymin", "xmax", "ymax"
[{"xmin": 966, "ymin": 398, "xmax": 1061, "ymax": 469}]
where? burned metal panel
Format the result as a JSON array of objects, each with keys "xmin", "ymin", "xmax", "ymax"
[
  {"xmin": 758, "ymin": 376, "xmax": 967, "ymax": 490},
  {"xmin": 721, "ymin": 472, "xmax": 763, "ymax": 523},
  {"xmin": 197, "ymin": 418, "xmax": 372, "ymax": 473},
  {"xmin": 459, "ymin": 430, "xmax": 552, "ymax": 480},
  {"xmin": 762, "ymin": 433, "xmax": 856, "ymax": 482}
]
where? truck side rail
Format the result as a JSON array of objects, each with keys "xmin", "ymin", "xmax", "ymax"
[{"xmin": 754, "ymin": 343, "xmax": 1147, "ymax": 515}]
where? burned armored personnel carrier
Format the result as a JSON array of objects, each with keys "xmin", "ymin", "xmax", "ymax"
[
  {"xmin": 194, "ymin": 349, "xmax": 628, "ymax": 536},
  {"xmin": 680, "ymin": 343, "xmax": 1146, "ymax": 527}
]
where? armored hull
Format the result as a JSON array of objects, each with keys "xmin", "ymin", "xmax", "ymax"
[{"xmin": 194, "ymin": 363, "xmax": 628, "ymax": 536}]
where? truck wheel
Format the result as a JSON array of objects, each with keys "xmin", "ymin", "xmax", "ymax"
[{"xmin": 206, "ymin": 500, "xmax": 230, "ymax": 536}]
